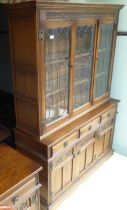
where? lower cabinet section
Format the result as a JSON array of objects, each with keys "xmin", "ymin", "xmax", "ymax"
[
  {"xmin": 15, "ymin": 102, "xmax": 118, "ymax": 209},
  {"xmin": 49, "ymin": 126, "xmax": 114, "ymax": 204}
]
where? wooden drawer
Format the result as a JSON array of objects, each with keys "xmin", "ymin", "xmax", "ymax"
[
  {"xmin": 80, "ymin": 117, "xmax": 100, "ymax": 137},
  {"xmin": 52, "ymin": 132, "xmax": 78, "ymax": 156},
  {"xmin": 2, "ymin": 177, "xmax": 36, "ymax": 207},
  {"xmin": 79, "ymin": 132, "xmax": 95, "ymax": 150},
  {"xmin": 7, "ymin": 187, "xmax": 40, "ymax": 210},
  {"xmin": 101, "ymin": 107, "xmax": 117, "ymax": 122}
]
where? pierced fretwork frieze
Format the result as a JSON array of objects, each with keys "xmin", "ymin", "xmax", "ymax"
[{"xmin": 41, "ymin": 11, "xmax": 115, "ymax": 21}]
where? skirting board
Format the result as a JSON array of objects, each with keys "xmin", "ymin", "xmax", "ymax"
[{"xmin": 113, "ymin": 143, "xmax": 127, "ymax": 157}]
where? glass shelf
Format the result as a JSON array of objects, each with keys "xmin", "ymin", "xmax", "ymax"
[
  {"xmin": 75, "ymin": 52, "xmax": 92, "ymax": 58},
  {"xmin": 45, "ymin": 54, "xmax": 69, "ymax": 65}
]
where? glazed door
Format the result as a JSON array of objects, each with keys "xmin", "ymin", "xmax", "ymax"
[
  {"xmin": 42, "ymin": 20, "xmax": 97, "ymax": 127},
  {"xmin": 74, "ymin": 20, "xmax": 97, "ymax": 110},
  {"xmin": 94, "ymin": 18, "xmax": 116, "ymax": 100},
  {"xmin": 43, "ymin": 23, "xmax": 72, "ymax": 125}
]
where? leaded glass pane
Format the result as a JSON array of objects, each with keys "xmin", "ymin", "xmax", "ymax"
[
  {"xmin": 45, "ymin": 27, "xmax": 70, "ymax": 124},
  {"xmin": 95, "ymin": 23, "xmax": 114, "ymax": 98},
  {"xmin": 74, "ymin": 25, "xmax": 95, "ymax": 109}
]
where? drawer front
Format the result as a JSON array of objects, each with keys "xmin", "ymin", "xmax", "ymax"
[
  {"xmin": 80, "ymin": 117, "xmax": 100, "ymax": 136},
  {"xmin": 52, "ymin": 132, "xmax": 78, "ymax": 156},
  {"xmin": 79, "ymin": 131, "xmax": 95, "ymax": 150},
  {"xmin": 17, "ymin": 189, "xmax": 40, "ymax": 210},
  {"xmin": 2, "ymin": 178, "xmax": 36, "ymax": 207},
  {"xmin": 51, "ymin": 147, "xmax": 74, "ymax": 169},
  {"xmin": 1, "ymin": 184, "xmax": 41, "ymax": 210},
  {"xmin": 101, "ymin": 107, "xmax": 117, "ymax": 122}
]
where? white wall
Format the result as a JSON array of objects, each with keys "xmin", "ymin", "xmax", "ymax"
[
  {"xmin": 110, "ymin": 0, "xmax": 127, "ymax": 156},
  {"xmin": 83, "ymin": 0, "xmax": 127, "ymax": 156}
]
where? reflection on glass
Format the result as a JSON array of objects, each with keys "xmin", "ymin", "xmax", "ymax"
[
  {"xmin": 95, "ymin": 23, "xmax": 114, "ymax": 98},
  {"xmin": 45, "ymin": 27, "xmax": 70, "ymax": 124},
  {"xmin": 74, "ymin": 25, "xmax": 95, "ymax": 109}
]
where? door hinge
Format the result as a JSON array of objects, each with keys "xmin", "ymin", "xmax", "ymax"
[
  {"xmin": 49, "ymin": 163, "xmax": 53, "ymax": 171},
  {"xmin": 39, "ymin": 29, "xmax": 44, "ymax": 42},
  {"xmin": 40, "ymin": 118, "xmax": 46, "ymax": 127},
  {"xmin": 93, "ymin": 154, "xmax": 96, "ymax": 161},
  {"xmin": 114, "ymin": 22, "xmax": 117, "ymax": 32},
  {"xmin": 50, "ymin": 192, "xmax": 55, "ymax": 198}
]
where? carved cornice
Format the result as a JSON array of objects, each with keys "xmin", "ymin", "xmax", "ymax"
[
  {"xmin": 45, "ymin": 11, "xmax": 115, "ymax": 20},
  {"xmin": 40, "ymin": 10, "xmax": 116, "ymax": 21}
]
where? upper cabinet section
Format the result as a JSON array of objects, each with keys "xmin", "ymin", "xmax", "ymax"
[
  {"xmin": 41, "ymin": 15, "xmax": 117, "ymax": 126},
  {"xmin": 8, "ymin": 2, "xmax": 123, "ymax": 136}
]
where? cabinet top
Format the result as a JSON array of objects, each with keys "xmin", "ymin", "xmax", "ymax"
[
  {"xmin": 0, "ymin": 144, "xmax": 42, "ymax": 199},
  {"xmin": 6, "ymin": 1, "xmax": 123, "ymax": 12}
]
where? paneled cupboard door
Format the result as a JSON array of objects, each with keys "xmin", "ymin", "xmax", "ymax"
[
  {"xmin": 49, "ymin": 147, "xmax": 75, "ymax": 203},
  {"xmin": 94, "ymin": 19, "xmax": 116, "ymax": 99}
]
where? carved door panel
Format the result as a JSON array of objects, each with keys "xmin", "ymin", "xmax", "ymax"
[
  {"xmin": 94, "ymin": 123, "xmax": 114, "ymax": 160},
  {"xmin": 75, "ymin": 147, "xmax": 87, "ymax": 178},
  {"xmin": 49, "ymin": 147, "xmax": 76, "ymax": 203},
  {"xmin": 85, "ymin": 141, "xmax": 94, "ymax": 168},
  {"xmin": 93, "ymin": 133, "xmax": 105, "ymax": 160},
  {"xmin": 103, "ymin": 129, "xmax": 111, "ymax": 151},
  {"xmin": 75, "ymin": 132, "xmax": 95, "ymax": 179},
  {"xmin": 103, "ymin": 127, "xmax": 114, "ymax": 152}
]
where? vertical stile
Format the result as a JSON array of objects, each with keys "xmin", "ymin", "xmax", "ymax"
[
  {"xmin": 92, "ymin": 19, "xmax": 100, "ymax": 103},
  {"xmin": 69, "ymin": 22, "xmax": 76, "ymax": 114}
]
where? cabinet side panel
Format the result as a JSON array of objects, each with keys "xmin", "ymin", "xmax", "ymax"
[
  {"xmin": 9, "ymin": 8, "xmax": 40, "ymax": 136},
  {"xmin": 10, "ymin": 16, "xmax": 36, "ymax": 67},
  {"xmin": 15, "ymin": 129, "xmax": 47, "ymax": 157},
  {"xmin": 14, "ymin": 70, "xmax": 37, "ymax": 99},
  {"xmin": 16, "ymin": 98, "xmax": 39, "ymax": 136}
]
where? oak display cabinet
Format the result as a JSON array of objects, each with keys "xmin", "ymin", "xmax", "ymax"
[{"xmin": 7, "ymin": 1, "xmax": 123, "ymax": 209}]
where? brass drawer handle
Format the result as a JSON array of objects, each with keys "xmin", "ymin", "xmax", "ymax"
[
  {"xmin": 20, "ymin": 201, "xmax": 31, "ymax": 210},
  {"xmin": 111, "ymin": 118, "xmax": 115, "ymax": 124},
  {"xmin": 94, "ymin": 130, "xmax": 100, "ymax": 138},
  {"xmin": 11, "ymin": 195, "xmax": 19, "ymax": 205},
  {"xmin": 64, "ymin": 142, "xmax": 68, "ymax": 147},
  {"xmin": 108, "ymin": 113, "xmax": 110, "ymax": 117},
  {"xmin": 88, "ymin": 125, "xmax": 92, "ymax": 131}
]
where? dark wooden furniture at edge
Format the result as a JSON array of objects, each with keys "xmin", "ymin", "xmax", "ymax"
[
  {"xmin": 7, "ymin": 1, "xmax": 123, "ymax": 209},
  {"xmin": 0, "ymin": 144, "xmax": 42, "ymax": 209}
]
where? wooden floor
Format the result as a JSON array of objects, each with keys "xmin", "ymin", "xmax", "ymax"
[{"xmin": 51, "ymin": 152, "xmax": 127, "ymax": 210}]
